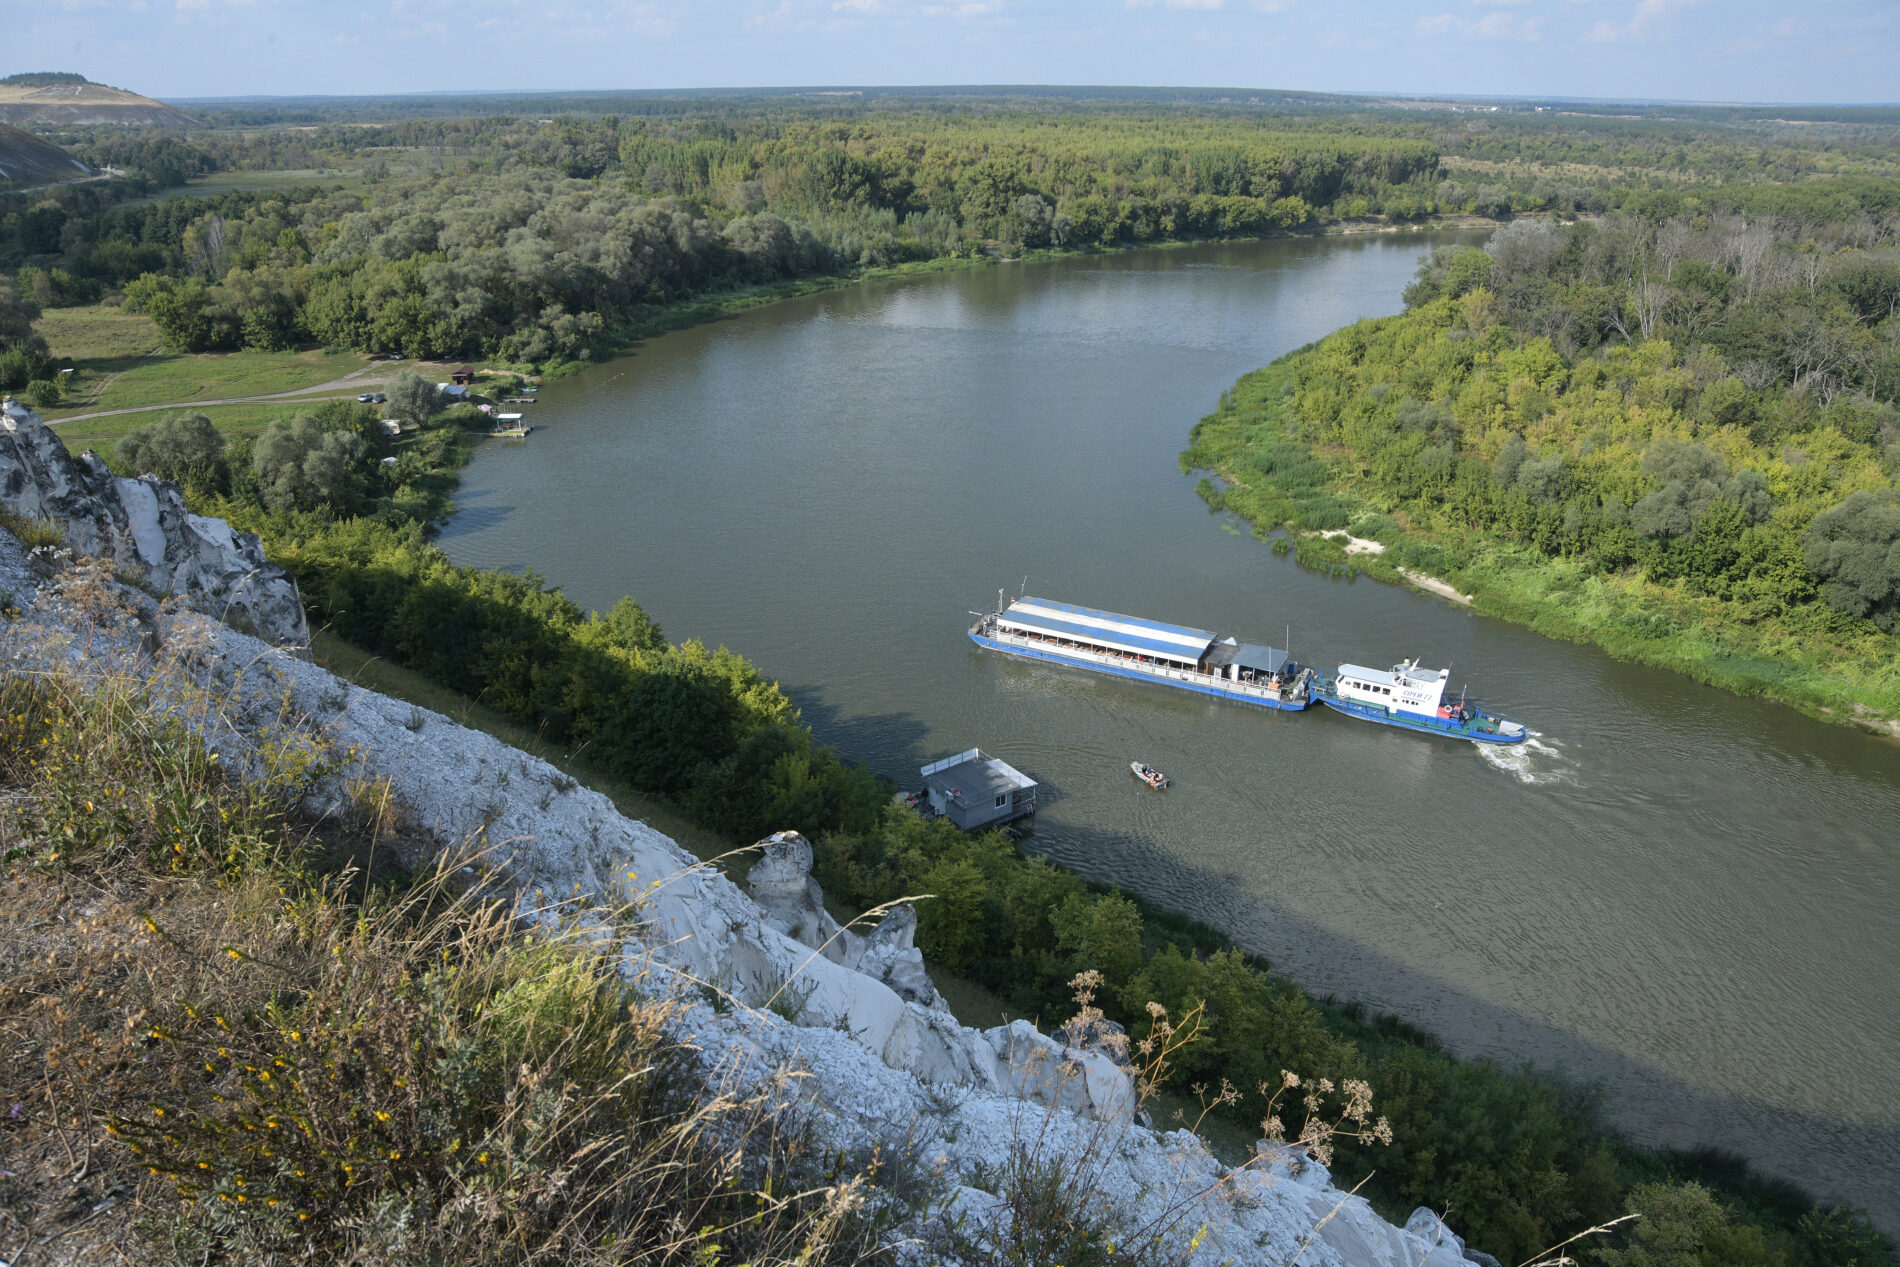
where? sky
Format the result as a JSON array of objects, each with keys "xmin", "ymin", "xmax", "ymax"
[{"xmin": 11, "ymin": 0, "xmax": 1898, "ymax": 105}]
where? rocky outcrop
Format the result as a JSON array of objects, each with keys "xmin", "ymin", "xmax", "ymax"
[
  {"xmin": 0, "ymin": 398, "xmax": 307, "ymax": 647},
  {"xmin": 0, "ymin": 514, "xmax": 1480, "ymax": 1265},
  {"xmin": 747, "ymin": 829, "xmax": 949, "ymax": 1010}
]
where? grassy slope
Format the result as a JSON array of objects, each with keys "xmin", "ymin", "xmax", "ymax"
[
  {"xmin": 0, "ymin": 120, "xmax": 88, "ymax": 188},
  {"xmin": 0, "ymin": 658, "xmax": 883, "ymax": 1264},
  {"xmin": 1187, "ymin": 358, "xmax": 1900, "ymax": 737},
  {"xmin": 34, "ymin": 306, "xmax": 369, "ymax": 417}
]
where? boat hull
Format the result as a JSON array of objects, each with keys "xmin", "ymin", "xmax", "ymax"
[
  {"xmin": 971, "ymin": 631, "xmax": 1311, "ymax": 711},
  {"xmin": 1314, "ymin": 693, "xmax": 1527, "ymax": 744}
]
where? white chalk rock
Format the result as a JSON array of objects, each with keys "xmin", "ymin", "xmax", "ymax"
[{"xmin": 0, "ymin": 399, "xmax": 308, "ymax": 647}]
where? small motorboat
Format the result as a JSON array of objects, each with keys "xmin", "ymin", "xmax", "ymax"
[{"xmin": 1130, "ymin": 761, "xmax": 1170, "ymax": 790}]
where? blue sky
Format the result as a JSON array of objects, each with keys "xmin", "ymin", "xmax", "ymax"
[{"xmin": 14, "ymin": 0, "xmax": 1897, "ymax": 104}]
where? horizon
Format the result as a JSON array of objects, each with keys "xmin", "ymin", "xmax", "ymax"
[
  {"xmin": 145, "ymin": 83, "xmax": 1900, "ymax": 110},
  {"xmin": 11, "ymin": 0, "xmax": 1897, "ymax": 108}
]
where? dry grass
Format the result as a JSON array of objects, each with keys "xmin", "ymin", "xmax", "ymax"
[{"xmin": 0, "ymin": 660, "xmax": 898, "ymax": 1266}]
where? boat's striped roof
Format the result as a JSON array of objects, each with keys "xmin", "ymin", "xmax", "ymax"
[{"xmin": 1000, "ymin": 597, "xmax": 1215, "ymax": 661}]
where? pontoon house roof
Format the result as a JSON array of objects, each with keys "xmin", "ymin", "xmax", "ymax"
[
  {"xmin": 999, "ymin": 597, "xmax": 1216, "ymax": 661},
  {"xmin": 920, "ymin": 748, "xmax": 1035, "ymax": 808}
]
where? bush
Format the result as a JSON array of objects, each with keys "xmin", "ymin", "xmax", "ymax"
[
  {"xmin": 1802, "ymin": 488, "xmax": 1900, "ymax": 631},
  {"xmin": 117, "ymin": 411, "xmax": 229, "ymax": 491},
  {"xmin": 24, "ymin": 377, "xmax": 60, "ymax": 409}
]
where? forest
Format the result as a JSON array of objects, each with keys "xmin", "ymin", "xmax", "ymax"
[
  {"xmin": 0, "ymin": 107, "xmax": 1451, "ymax": 372},
  {"xmin": 4, "ymin": 95, "xmax": 1894, "ymax": 381},
  {"xmin": 1184, "ymin": 202, "xmax": 1900, "ymax": 727}
]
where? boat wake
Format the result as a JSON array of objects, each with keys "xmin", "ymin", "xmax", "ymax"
[{"xmin": 1475, "ymin": 731, "xmax": 1576, "ymax": 786}]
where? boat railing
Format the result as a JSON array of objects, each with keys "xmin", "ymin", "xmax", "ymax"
[{"xmin": 984, "ymin": 626, "xmax": 1303, "ymax": 701}]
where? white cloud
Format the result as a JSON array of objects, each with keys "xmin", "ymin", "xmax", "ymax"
[
  {"xmin": 1125, "ymin": 0, "xmax": 1227, "ymax": 9},
  {"xmin": 1585, "ymin": 0, "xmax": 1696, "ymax": 42},
  {"xmin": 1416, "ymin": 6, "xmax": 1544, "ymax": 40}
]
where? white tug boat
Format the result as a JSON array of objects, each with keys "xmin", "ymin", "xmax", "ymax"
[{"xmin": 1315, "ymin": 659, "xmax": 1526, "ymax": 745}]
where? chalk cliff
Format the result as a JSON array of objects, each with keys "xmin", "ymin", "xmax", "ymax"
[{"xmin": 0, "ymin": 398, "xmax": 308, "ymax": 647}]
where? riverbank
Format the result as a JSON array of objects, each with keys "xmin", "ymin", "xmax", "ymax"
[
  {"xmin": 1185, "ymin": 348, "xmax": 1900, "ymax": 741},
  {"xmin": 27, "ymin": 214, "xmax": 1499, "ymax": 439},
  {"xmin": 546, "ymin": 213, "xmax": 1503, "ymax": 378}
]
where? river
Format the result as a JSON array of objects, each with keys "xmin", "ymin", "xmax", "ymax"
[{"xmin": 439, "ymin": 233, "xmax": 1900, "ymax": 1224}]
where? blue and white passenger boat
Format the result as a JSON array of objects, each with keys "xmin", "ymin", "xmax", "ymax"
[
  {"xmin": 1315, "ymin": 659, "xmax": 1526, "ymax": 744},
  {"xmin": 969, "ymin": 595, "xmax": 1314, "ymax": 711}
]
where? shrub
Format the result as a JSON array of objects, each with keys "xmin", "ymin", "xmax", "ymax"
[
  {"xmin": 1801, "ymin": 488, "xmax": 1900, "ymax": 631},
  {"xmin": 117, "ymin": 411, "xmax": 230, "ymax": 491}
]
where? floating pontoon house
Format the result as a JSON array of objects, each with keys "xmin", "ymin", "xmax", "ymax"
[{"xmin": 919, "ymin": 748, "xmax": 1037, "ymax": 830}]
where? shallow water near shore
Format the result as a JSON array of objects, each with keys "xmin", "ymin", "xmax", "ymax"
[{"xmin": 441, "ymin": 233, "xmax": 1900, "ymax": 1224}]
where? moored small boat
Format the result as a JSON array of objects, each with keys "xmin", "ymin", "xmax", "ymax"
[
  {"xmin": 1314, "ymin": 659, "xmax": 1526, "ymax": 744},
  {"xmin": 1131, "ymin": 761, "xmax": 1170, "ymax": 789}
]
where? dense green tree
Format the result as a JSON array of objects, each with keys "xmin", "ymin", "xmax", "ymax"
[
  {"xmin": 1050, "ymin": 891, "xmax": 1144, "ymax": 986},
  {"xmin": 117, "ymin": 412, "xmax": 228, "ymax": 489},
  {"xmin": 0, "ymin": 278, "xmax": 44, "ymax": 351},
  {"xmin": 251, "ymin": 415, "xmax": 371, "ymax": 514},
  {"xmin": 384, "ymin": 368, "xmax": 444, "ymax": 427},
  {"xmin": 1802, "ymin": 488, "xmax": 1900, "ymax": 630}
]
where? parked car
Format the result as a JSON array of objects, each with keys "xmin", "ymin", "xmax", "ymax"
[
  {"xmin": 356, "ymin": 392, "xmax": 375, "ymax": 403},
  {"xmin": 372, "ymin": 392, "xmax": 386, "ymax": 403}
]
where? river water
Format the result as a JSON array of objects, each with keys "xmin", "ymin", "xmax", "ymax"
[{"xmin": 440, "ymin": 234, "xmax": 1900, "ymax": 1222}]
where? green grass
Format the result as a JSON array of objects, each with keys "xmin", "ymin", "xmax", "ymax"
[
  {"xmin": 54, "ymin": 401, "xmax": 318, "ymax": 450},
  {"xmin": 39, "ymin": 338, "xmax": 370, "ymax": 419},
  {"xmin": 31, "ymin": 304, "xmax": 164, "ymax": 361}
]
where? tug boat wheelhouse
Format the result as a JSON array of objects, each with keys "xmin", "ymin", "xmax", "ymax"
[
  {"xmin": 1315, "ymin": 659, "xmax": 1527, "ymax": 745},
  {"xmin": 969, "ymin": 595, "xmax": 1313, "ymax": 711}
]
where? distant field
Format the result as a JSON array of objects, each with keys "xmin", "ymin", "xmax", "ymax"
[
  {"xmin": 138, "ymin": 154, "xmax": 462, "ymax": 203},
  {"xmin": 32, "ymin": 306, "xmax": 373, "ymax": 419},
  {"xmin": 33, "ymin": 304, "xmax": 162, "ymax": 362},
  {"xmin": 126, "ymin": 167, "xmax": 363, "ymax": 203}
]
